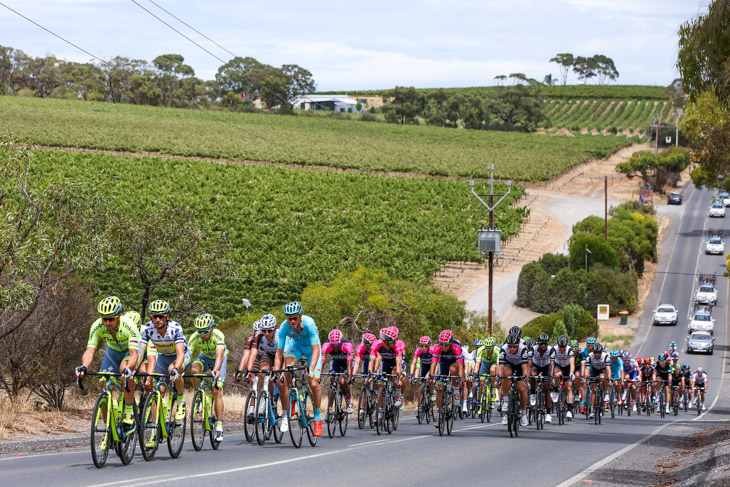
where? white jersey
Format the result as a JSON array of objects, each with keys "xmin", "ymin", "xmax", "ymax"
[
  {"xmin": 530, "ymin": 345, "xmax": 555, "ymax": 368},
  {"xmin": 499, "ymin": 343, "xmax": 529, "ymax": 367},
  {"xmin": 553, "ymin": 346, "xmax": 575, "ymax": 368},
  {"xmin": 462, "ymin": 346, "xmax": 476, "ymax": 364},
  {"xmin": 140, "ymin": 320, "xmax": 188, "ymax": 356},
  {"xmin": 585, "ymin": 351, "xmax": 610, "ymax": 370},
  {"xmin": 692, "ymin": 372, "xmax": 708, "ymax": 384}
]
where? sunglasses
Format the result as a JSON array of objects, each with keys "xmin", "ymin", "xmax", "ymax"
[
  {"xmin": 151, "ymin": 314, "xmax": 167, "ymax": 319},
  {"xmin": 101, "ymin": 317, "xmax": 117, "ymax": 322},
  {"xmin": 263, "ymin": 329, "xmax": 275, "ymax": 334},
  {"xmin": 287, "ymin": 315, "xmax": 300, "ymax": 321}
]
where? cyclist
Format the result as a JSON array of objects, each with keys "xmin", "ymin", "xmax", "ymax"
[
  {"xmin": 681, "ymin": 364, "xmax": 694, "ymax": 407},
  {"xmin": 188, "ymin": 313, "xmax": 227, "ymax": 441},
  {"xmin": 475, "ymin": 336, "xmax": 500, "ymax": 413},
  {"xmin": 669, "ymin": 364, "xmax": 685, "ymax": 411},
  {"xmin": 621, "ymin": 351, "xmax": 639, "ymax": 413},
  {"xmin": 653, "ymin": 354, "xmax": 672, "ymax": 414},
  {"xmin": 582, "ymin": 342, "xmax": 610, "ymax": 419},
  {"xmin": 669, "ymin": 340, "xmax": 678, "ymax": 356},
  {"xmin": 608, "ymin": 350, "xmax": 624, "ymax": 411},
  {"xmin": 139, "ymin": 299, "xmax": 191, "ymax": 449},
  {"xmin": 430, "ymin": 329, "xmax": 467, "ymax": 420},
  {"xmin": 498, "ymin": 333, "xmax": 529, "ymax": 427},
  {"xmin": 506, "ymin": 326, "xmax": 524, "ymax": 345},
  {"xmin": 234, "ymin": 319, "xmax": 261, "ymax": 383},
  {"xmin": 528, "ymin": 333, "xmax": 555, "ymax": 423},
  {"xmin": 123, "ymin": 310, "xmax": 156, "ymax": 375},
  {"xmin": 321, "ymin": 329, "xmax": 355, "ymax": 414},
  {"xmin": 638, "ymin": 357, "xmax": 654, "ymax": 414},
  {"xmin": 570, "ymin": 340, "xmax": 584, "ymax": 414},
  {"xmin": 579, "ymin": 337, "xmax": 597, "ymax": 413},
  {"xmin": 76, "ymin": 296, "xmax": 140, "ymax": 432},
  {"xmin": 353, "ymin": 332, "xmax": 377, "ymax": 377},
  {"xmin": 463, "ymin": 342, "xmax": 477, "ymax": 404},
  {"xmin": 553, "ymin": 335, "xmax": 575, "ymax": 420},
  {"xmin": 691, "ymin": 366, "xmax": 708, "ymax": 411},
  {"xmin": 273, "ymin": 301, "xmax": 324, "ymax": 437},
  {"xmin": 368, "ymin": 327, "xmax": 406, "ymax": 409}
]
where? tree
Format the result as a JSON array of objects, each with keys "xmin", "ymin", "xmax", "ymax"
[
  {"xmin": 550, "ymin": 53, "xmax": 574, "ymax": 85},
  {"xmin": 485, "ymin": 84, "xmax": 546, "ymax": 131},
  {"xmin": 381, "ymin": 86, "xmax": 425, "ymax": 125},
  {"xmin": 280, "ymin": 64, "xmax": 316, "ymax": 108},
  {"xmin": 424, "ymin": 89, "xmax": 450, "ymax": 127},
  {"xmin": 572, "ymin": 56, "xmax": 597, "ymax": 84},
  {"xmin": 543, "ymin": 74, "xmax": 557, "ymax": 86},
  {"xmin": 568, "ymin": 233, "xmax": 620, "ymax": 270},
  {"xmin": 0, "ymin": 134, "xmax": 111, "ymax": 341},
  {"xmin": 215, "ymin": 56, "xmax": 264, "ymax": 102},
  {"xmin": 615, "ymin": 148, "xmax": 691, "ymax": 192},
  {"xmin": 99, "ymin": 56, "xmax": 148, "ymax": 103},
  {"xmin": 258, "ymin": 67, "xmax": 288, "ymax": 110},
  {"xmin": 592, "ymin": 55, "xmax": 619, "ymax": 84},
  {"xmin": 446, "ymin": 92, "xmax": 486, "ymax": 130},
  {"xmin": 152, "ymin": 54, "xmax": 195, "ymax": 106}
]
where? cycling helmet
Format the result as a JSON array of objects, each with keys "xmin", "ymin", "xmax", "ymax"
[
  {"xmin": 98, "ymin": 296, "xmax": 122, "ymax": 318},
  {"xmin": 380, "ymin": 327, "xmax": 397, "ymax": 342},
  {"xmin": 658, "ymin": 353, "xmax": 667, "ymax": 361},
  {"xmin": 362, "ymin": 333, "xmax": 377, "ymax": 345},
  {"xmin": 328, "ymin": 329, "xmax": 342, "ymax": 345},
  {"xmin": 586, "ymin": 337, "xmax": 596, "ymax": 345},
  {"xmin": 148, "ymin": 299, "xmax": 171, "ymax": 315},
  {"xmin": 697, "ymin": 367, "xmax": 704, "ymax": 374},
  {"xmin": 682, "ymin": 364, "xmax": 691, "ymax": 371},
  {"xmin": 439, "ymin": 330, "xmax": 453, "ymax": 344},
  {"xmin": 537, "ymin": 333, "xmax": 549, "ymax": 344},
  {"xmin": 420, "ymin": 336, "xmax": 432, "ymax": 346},
  {"xmin": 484, "ymin": 336, "xmax": 496, "ymax": 347},
  {"xmin": 259, "ymin": 314, "xmax": 277, "ymax": 330},
  {"xmin": 636, "ymin": 357, "xmax": 643, "ymax": 365},
  {"xmin": 592, "ymin": 343, "xmax": 604, "ymax": 353},
  {"xmin": 569, "ymin": 339, "xmax": 579, "ymax": 348},
  {"xmin": 194, "ymin": 313, "xmax": 215, "ymax": 333},
  {"xmin": 283, "ymin": 301, "xmax": 303, "ymax": 315},
  {"xmin": 509, "ymin": 326, "xmax": 521, "ymax": 337},
  {"xmin": 525, "ymin": 338, "xmax": 537, "ymax": 349},
  {"xmin": 670, "ymin": 351, "xmax": 679, "ymax": 359},
  {"xmin": 388, "ymin": 326, "xmax": 399, "ymax": 339},
  {"xmin": 123, "ymin": 310, "xmax": 141, "ymax": 328},
  {"xmin": 623, "ymin": 351, "xmax": 631, "ymax": 359},
  {"xmin": 644, "ymin": 357, "xmax": 652, "ymax": 365},
  {"xmin": 505, "ymin": 334, "xmax": 520, "ymax": 346},
  {"xmin": 610, "ymin": 349, "xmax": 620, "ymax": 358},
  {"xmin": 474, "ymin": 339, "xmax": 481, "ymax": 347},
  {"xmin": 556, "ymin": 335, "xmax": 568, "ymax": 347},
  {"xmin": 252, "ymin": 319, "xmax": 261, "ymax": 331}
]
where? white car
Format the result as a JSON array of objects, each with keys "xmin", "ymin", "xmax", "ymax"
[
  {"xmin": 720, "ymin": 192, "xmax": 730, "ymax": 207},
  {"xmin": 688, "ymin": 311, "xmax": 715, "ymax": 334},
  {"xmin": 710, "ymin": 201, "xmax": 726, "ymax": 217},
  {"xmin": 695, "ymin": 284, "xmax": 718, "ymax": 305},
  {"xmin": 706, "ymin": 236, "xmax": 725, "ymax": 255},
  {"xmin": 653, "ymin": 304, "xmax": 678, "ymax": 326}
]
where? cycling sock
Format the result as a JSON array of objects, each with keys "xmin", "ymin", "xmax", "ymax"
[
  {"xmin": 567, "ymin": 404, "xmax": 573, "ymax": 411},
  {"xmin": 216, "ymin": 419, "xmax": 223, "ymax": 427},
  {"xmin": 124, "ymin": 403, "xmax": 133, "ymax": 412},
  {"xmin": 314, "ymin": 408, "xmax": 321, "ymax": 421},
  {"xmin": 177, "ymin": 394, "xmax": 184, "ymax": 401}
]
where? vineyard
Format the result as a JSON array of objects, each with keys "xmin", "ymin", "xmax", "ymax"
[
  {"xmin": 0, "ymin": 96, "xmax": 628, "ymax": 181},
  {"xmin": 543, "ymin": 98, "xmax": 678, "ymax": 135},
  {"xmin": 32, "ymin": 150, "xmax": 527, "ymax": 318},
  {"xmin": 321, "ymin": 85, "xmax": 670, "ymax": 99}
]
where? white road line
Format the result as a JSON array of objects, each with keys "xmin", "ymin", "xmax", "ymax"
[
  {"xmin": 348, "ymin": 438, "xmax": 389, "ymax": 447},
  {"xmin": 0, "ymin": 448, "xmax": 84, "ymax": 462},
  {"xmin": 86, "ymin": 475, "xmax": 173, "ymax": 487}
]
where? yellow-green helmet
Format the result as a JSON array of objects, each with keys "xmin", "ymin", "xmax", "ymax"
[
  {"xmin": 148, "ymin": 300, "xmax": 171, "ymax": 315},
  {"xmin": 484, "ymin": 336, "xmax": 496, "ymax": 347},
  {"xmin": 98, "ymin": 296, "xmax": 122, "ymax": 318},
  {"xmin": 123, "ymin": 310, "xmax": 142, "ymax": 328},
  {"xmin": 194, "ymin": 313, "xmax": 215, "ymax": 333}
]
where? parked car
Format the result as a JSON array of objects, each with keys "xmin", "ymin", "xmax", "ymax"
[
  {"xmin": 688, "ymin": 310, "xmax": 715, "ymax": 334},
  {"xmin": 653, "ymin": 304, "xmax": 678, "ymax": 326},
  {"xmin": 706, "ymin": 236, "xmax": 725, "ymax": 255},
  {"xmin": 668, "ymin": 192, "xmax": 683, "ymax": 205},
  {"xmin": 695, "ymin": 284, "xmax": 718, "ymax": 305},
  {"xmin": 719, "ymin": 192, "xmax": 730, "ymax": 207},
  {"xmin": 709, "ymin": 201, "xmax": 726, "ymax": 217},
  {"xmin": 686, "ymin": 331, "xmax": 715, "ymax": 354}
]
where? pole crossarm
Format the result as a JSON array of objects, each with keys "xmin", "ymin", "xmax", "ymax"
[{"xmin": 469, "ymin": 180, "xmax": 512, "ymax": 212}]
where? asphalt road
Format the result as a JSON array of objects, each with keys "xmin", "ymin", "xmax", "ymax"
[{"xmin": 1, "ymin": 183, "xmax": 727, "ymax": 487}]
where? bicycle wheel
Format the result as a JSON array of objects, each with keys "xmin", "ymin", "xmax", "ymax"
[
  {"xmin": 537, "ymin": 389, "xmax": 544, "ymax": 430},
  {"xmin": 209, "ymin": 414, "xmax": 221, "ymax": 450},
  {"xmin": 303, "ymin": 391, "xmax": 318, "ymax": 447},
  {"xmin": 167, "ymin": 395, "xmax": 186, "ymax": 459},
  {"xmin": 255, "ymin": 390, "xmax": 270, "ymax": 446},
  {"xmin": 659, "ymin": 391, "xmax": 666, "ymax": 419},
  {"xmin": 584, "ymin": 388, "xmax": 591, "ymax": 421},
  {"xmin": 90, "ymin": 394, "xmax": 110, "ymax": 468},
  {"xmin": 287, "ymin": 390, "xmax": 303, "ymax": 448},
  {"xmin": 357, "ymin": 387, "xmax": 367, "ymax": 430},
  {"xmin": 118, "ymin": 401, "xmax": 137, "ymax": 465},
  {"xmin": 447, "ymin": 393, "xmax": 456, "ymax": 435},
  {"xmin": 327, "ymin": 388, "xmax": 337, "ymax": 438},
  {"xmin": 271, "ymin": 393, "xmax": 283, "ymax": 444},
  {"xmin": 243, "ymin": 390, "xmax": 256, "ymax": 443},
  {"xmin": 610, "ymin": 387, "xmax": 616, "ymax": 419},
  {"xmin": 385, "ymin": 393, "xmax": 393, "ymax": 435},
  {"xmin": 375, "ymin": 386, "xmax": 386, "ymax": 436},
  {"xmin": 511, "ymin": 389, "xmax": 520, "ymax": 438},
  {"xmin": 479, "ymin": 386, "xmax": 487, "ymax": 423},
  {"xmin": 338, "ymin": 392, "xmax": 349, "ymax": 436},
  {"xmin": 368, "ymin": 390, "xmax": 376, "ymax": 428},
  {"xmin": 140, "ymin": 392, "xmax": 160, "ymax": 461},
  {"xmin": 593, "ymin": 388, "xmax": 600, "ymax": 425},
  {"xmin": 437, "ymin": 389, "xmax": 446, "ymax": 436},
  {"xmin": 191, "ymin": 390, "xmax": 206, "ymax": 451},
  {"xmin": 417, "ymin": 387, "xmax": 425, "ymax": 424}
]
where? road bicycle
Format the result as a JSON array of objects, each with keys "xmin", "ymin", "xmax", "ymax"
[
  {"xmin": 374, "ymin": 373, "xmax": 401, "ymax": 436},
  {"xmin": 500, "ymin": 375, "xmax": 524, "ymax": 438},
  {"xmin": 670, "ymin": 385, "xmax": 681, "ymax": 417},
  {"xmin": 77, "ymin": 371, "xmax": 137, "ymax": 468},
  {"xmin": 608, "ymin": 381, "xmax": 618, "ymax": 419},
  {"xmin": 587, "ymin": 377, "xmax": 604, "ymax": 425},
  {"xmin": 657, "ymin": 380, "xmax": 668, "ymax": 418},
  {"xmin": 253, "ymin": 370, "xmax": 284, "ymax": 445},
  {"xmin": 694, "ymin": 386, "xmax": 705, "ymax": 416},
  {"xmin": 433, "ymin": 374, "xmax": 459, "ymax": 436},
  {"xmin": 188, "ymin": 373, "xmax": 222, "ymax": 451},
  {"xmin": 280, "ymin": 365, "xmax": 317, "ymax": 448},
  {"xmin": 553, "ymin": 375, "xmax": 567, "ymax": 425},
  {"xmin": 478, "ymin": 374, "xmax": 494, "ymax": 424},
  {"xmin": 639, "ymin": 381, "xmax": 653, "ymax": 416},
  {"xmin": 413, "ymin": 376, "xmax": 435, "ymax": 424},
  {"xmin": 682, "ymin": 388, "xmax": 690, "ymax": 414},
  {"xmin": 322, "ymin": 372, "xmax": 349, "ymax": 438},
  {"xmin": 530, "ymin": 374, "xmax": 550, "ymax": 430},
  {"xmin": 136, "ymin": 372, "xmax": 186, "ymax": 460},
  {"xmin": 355, "ymin": 374, "xmax": 376, "ymax": 429}
]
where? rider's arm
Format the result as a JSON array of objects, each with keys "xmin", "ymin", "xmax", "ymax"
[{"xmin": 174, "ymin": 342, "xmax": 185, "ymax": 371}]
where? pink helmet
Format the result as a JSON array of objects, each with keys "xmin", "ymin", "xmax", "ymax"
[
  {"xmin": 380, "ymin": 327, "xmax": 397, "ymax": 342},
  {"xmin": 439, "ymin": 329, "xmax": 453, "ymax": 344},
  {"xmin": 328, "ymin": 329, "xmax": 342, "ymax": 345},
  {"xmin": 362, "ymin": 333, "xmax": 376, "ymax": 345},
  {"xmin": 419, "ymin": 336, "xmax": 432, "ymax": 346},
  {"xmin": 389, "ymin": 326, "xmax": 399, "ymax": 338}
]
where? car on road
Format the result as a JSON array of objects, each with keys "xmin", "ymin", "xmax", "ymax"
[
  {"xmin": 695, "ymin": 284, "xmax": 718, "ymax": 305},
  {"xmin": 668, "ymin": 192, "xmax": 683, "ymax": 205},
  {"xmin": 709, "ymin": 201, "xmax": 726, "ymax": 217},
  {"xmin": 706, "ymin": 236, "xmax": 725, "ymax": 255},
  {"xmin": 686, "ymin": 331, "xmax": 715, "ymax": 354},
  {"xmin": 653, "ymin": 304, "xmax": 678, "ymax": 326},
  {"xmin": 720, "ymin": 192, "xmax": 730, "ymax": 207},
  {"xmin": 688, "ymin": 310, "xmax": 715, "ymax": 334}
]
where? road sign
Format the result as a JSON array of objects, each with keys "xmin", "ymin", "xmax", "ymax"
[{"xmin": 597, "ymin": 304, "xmax": 610, "ymax": 320}]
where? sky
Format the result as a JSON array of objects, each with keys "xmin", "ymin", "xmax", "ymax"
[{"xmin": 0, "ymin": 0, "xmax": 711, "ymax": 91}]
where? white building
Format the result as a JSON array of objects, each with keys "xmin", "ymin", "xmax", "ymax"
[{"xmin": 293, "ymin": 94, "xmax": 364, "ymax": 113}]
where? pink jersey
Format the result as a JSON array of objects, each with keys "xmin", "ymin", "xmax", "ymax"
[
  {"xmin": 369, "ymin": 339, "xmax": 405, "ymax": 360},
  {"xmin": 355, "ymin": 343, "xmax": 371, "ymax": 360},
  {"xmin": 413, "ymin": 346, "xmax": 435, "ymax": 365},
  {"xmin": 321, "ymin": 340, "xmax": 354, "ymax": 362},
  {"xmin": 431, "ymin": 342, "xmax": 463, "ymax": 364}
]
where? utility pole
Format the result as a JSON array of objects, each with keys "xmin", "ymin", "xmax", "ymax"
[
  {"xmin": 470, "ymin": 166, "xmax": 511, "ymax": 334},
  {"xmin": 651, "ymin": 108, "xmax": 661, "ymax": 155},
  {"xmin": 590, "ymin": 175, "xmax": 622, "ymax": 240}
]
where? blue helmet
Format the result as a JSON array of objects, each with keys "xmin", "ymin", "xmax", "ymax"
[
  {"xmin": 586, "ymin": 337, "xmax": 597, "ymax": 345},
  {"xmin": 283, "ymin": 301, "xmax": 303, "ymax": 315},
  {"xmin": 474, "ymin": 339, "xmax": 481, "ymax": 347},
  {"xmin": 610, "ymin": 349, "xmax": 620, "ymax": 358}
]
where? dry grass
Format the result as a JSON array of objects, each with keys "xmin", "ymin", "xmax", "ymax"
[{"xmin": 0, "ymin": 394, "xmax": 89, "ymax": 441}]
